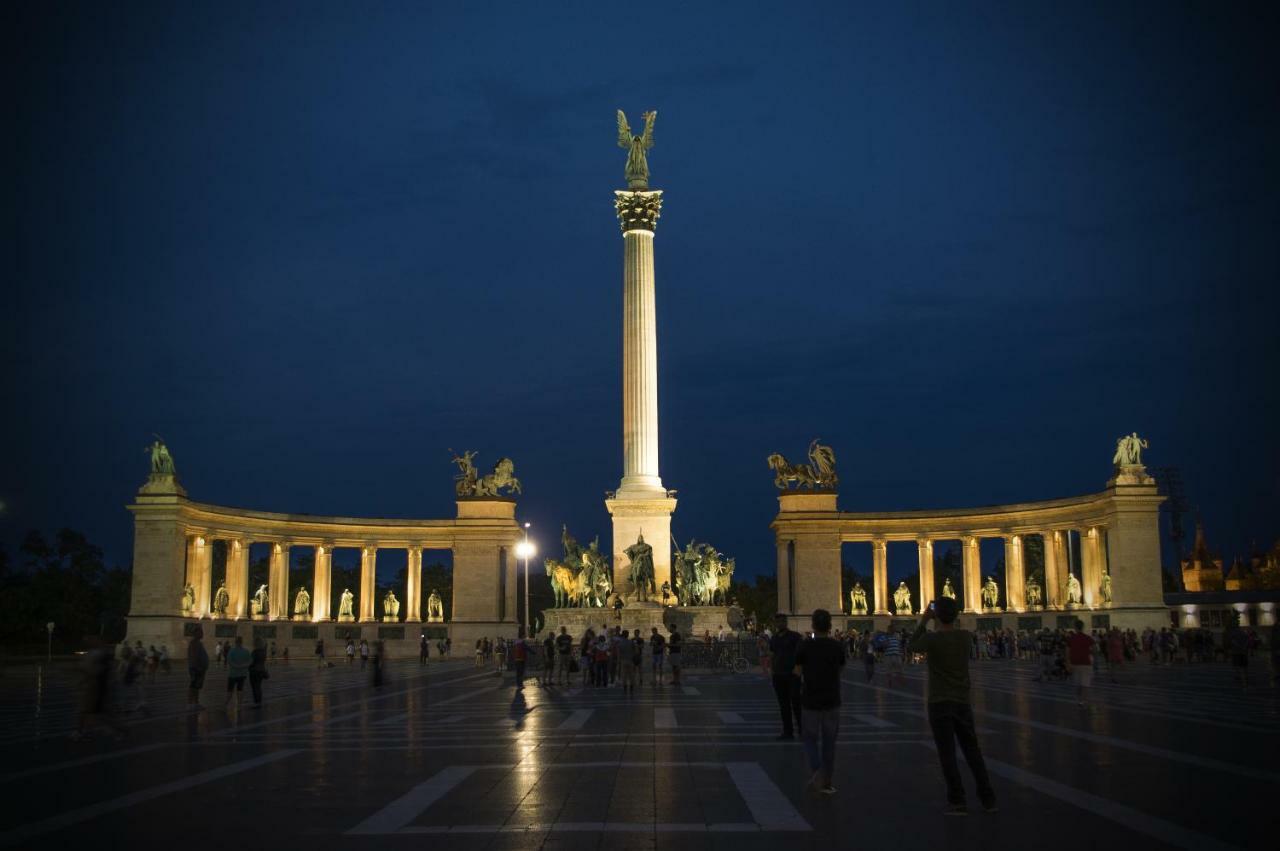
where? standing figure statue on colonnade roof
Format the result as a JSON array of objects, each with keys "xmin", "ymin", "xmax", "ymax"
[
  {"xmin": 1112, "ymin": 432, "xmax": 1150, "ymax": 467},
  {"xmin": 145, "ymin": 436, "xmax": 176, "ymax": 474},
  {"xmin": 850, "ymin": 582, "xmax": 868, "ymax": 615},
  {"xmin": 213, "ymin": 581, "xmax": 230, "ymax": 618},
  {"xmin": 893, "ymin": 581, "xmax": 912, "ymax": 615}
]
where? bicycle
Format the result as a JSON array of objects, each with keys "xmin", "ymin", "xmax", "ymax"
[{"xmin": 715, "ymin": 646, "xmax": 750, "ymax": 674}]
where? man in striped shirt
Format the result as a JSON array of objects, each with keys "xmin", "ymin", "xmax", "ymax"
[{"xmin": 881, "ymin": 627, "xmax": 905, "ymax": 687}]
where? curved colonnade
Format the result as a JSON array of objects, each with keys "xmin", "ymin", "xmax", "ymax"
[
  {"xmin": 772, "ymin": 469, "xmax": 1166, "ymax": 630},
  {"xmin": 126, "ymin": 473, "xmax": 520, "ymax": 655}
]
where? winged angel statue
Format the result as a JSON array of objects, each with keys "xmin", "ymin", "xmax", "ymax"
[{"xmin": 617, "ymin": 109, "xmax": 657, "ymax": 189}]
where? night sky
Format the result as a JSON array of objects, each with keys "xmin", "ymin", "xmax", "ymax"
[{"xmin": 8, "ymin": 3, "xmax": 1278, "ymax": 583}]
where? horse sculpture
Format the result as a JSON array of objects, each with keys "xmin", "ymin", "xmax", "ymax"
[
  {"xmin": 545, "ymin": 559, "xmax": 581, "ymax": 608},
  {"xmin": 766, "ymin": 439, "xmax": 838, "ymax": 490}
]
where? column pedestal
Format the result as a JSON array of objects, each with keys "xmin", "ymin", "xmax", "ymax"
[{"xmin": 606, "ymin": 495, "xmax": 677, "ymax": 599}]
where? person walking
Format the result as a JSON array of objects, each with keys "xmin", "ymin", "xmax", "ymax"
[
  {"xmin": 542, "ymin": 632, "xmax": 557, "ymax": 686},
  {"xmin": 249, "ymin": 639, "xmax": 268, "ymax": 707},
  {"xmin": 667, "ymin": 623, "xmax": 683, "ymax": 685},
  {"xmin": 360, "ymin": 639, "xmax": 370, "ymax": 670},
  {"xmin": 795, "ymin": 609, "xmax": 845, "ymax": 794},
  {"xmin": 555, "ymin": 626, "xmax": 574, "ymax": 686},
  {"xmin": 72, "ymin": 636, "xmax": 126, "ymax": 741},
  {"xmin": 650, "ymin": 626, "xmax": 666, "ymax": 685},
  {"xmin": 619, "ymin": 630, "xmax": 638, "ymax": 696},
  {"xmin": 315, "ymin": 638, "xmax": 326, "ymax": 668},
  {"xmin": 908, "ymin": 598, "xmax": 997, "ymax": 815},
  {"xmin": 1065, "ymin": 621, "xmax": 1094, "ymax": 706},
  {"xmin": 881, "ymin": 626, "xmax": 905, "ymax": 688},
  {"xmin": 769, "ymin": 613, "xmax": 803, "ymax": 740},
  {"xmin": 512, "ymin": 629, "xmax": 529, "ymax": 688},
  {"xmin": 1225, "ymin": 616, "xmax": 1251, "ymax": 692},
  {"xmin": 371, "ymin": 640, "xmax": 385, "ymax": 687},
  {"xmin": 592, "ymin": 632, "xmax": 610, "ymax": 687},
  {"xmin": 861, "ymin": 632, "xmax": 876, "ymax": 682},
  {"xmin": 420, "ymin": 633, "xmax": 430, "ymax": 666},
  {"xmin": 346, "ymin": 639, "xmax": 355, "ymax": 665},
  {"xmin": 224, "ymin": 636, "xmax": 252, "ymax": 717},
  {"xmin": 187, "ymin": 626, "xmax": 210, "ymax": 711}
]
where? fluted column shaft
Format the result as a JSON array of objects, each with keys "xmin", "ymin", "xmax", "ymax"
[
  {"xmin": 621, "ymin": 230, "xmax": 661, "ymax": 492},
  {"xmin": 1081, "ymin": 527, "xmax": 1101, "ymax": 609},
  {"xmin": 189, "ymin": 535, "xmax": 213, "ymax": 617}
]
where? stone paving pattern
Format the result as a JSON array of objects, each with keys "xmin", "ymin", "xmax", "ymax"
[{"xmin": 0, "ymin": 654, "xmax": 1276, "ymax": 849}]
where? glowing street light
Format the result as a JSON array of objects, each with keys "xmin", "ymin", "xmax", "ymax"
[{"xmin": 515, "ymin": 523, "xmax": 536, "ymax": 636}]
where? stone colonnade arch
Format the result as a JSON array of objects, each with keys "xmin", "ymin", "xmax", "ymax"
[
  {"xmin": 772, "ymin": 472, "xmax": 1166, "ymax": 631},
  {"xmin": 125, "ymin": 475, "xmax": 520, "ymax": 658}
]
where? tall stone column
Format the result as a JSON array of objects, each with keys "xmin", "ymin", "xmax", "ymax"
[
  {"xmin": 188, "ymin": 534, "xmax": 213, "ymax": 617},
  {"xmin": 917, "ymin": 539, "xmax": 935, "ymax": 607},
  {"xmin": 359, "ymin": 546, "xmax": 377, "ymax": 622},
  {"xmin": 776, "ymin": 540, "xmax": 793, "ymax": 614},
  {"xmin": 268, "ymin": 542, "xmax": 290, "ymax": 620},
  {"xmin": 1004, "ymin": 535, "xmax": 1025, "ymax": 613},
  {"xmin": 225, "ymin": 538, "xmax": 250, "ymax": 620},
  {"xmin": 962, "ymin": 536, "xmax": 982, "ymax": 613},
  {"xmin": 607, "ymin": 189, "xmax": 676, "ymax": 596},
  {"xmin": 1052, "ymin": 530, "xmax": 1071, "ymax": 608},
  {"xmin": 1043, "ymin": 531, "xmax": 1063, "ymax": 609},
  {"xmin": 1081, "ymin": 527, "xmax": 1101, "ymax": 609},
  {"xmin": 872, "ymin": 539, "xmax": 889, "ymax": 615},
  {"xmin": 406, "ymin": 546, "xmax": 423, "ymax": 622},
  {"xmin": 312, "ymin": 544, "xmax": 332, "ymax": 622}
]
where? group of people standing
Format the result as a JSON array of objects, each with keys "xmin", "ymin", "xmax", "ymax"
[{"xmin": 539, "ymin": 624, "xmax": 682, "ymax": 690}]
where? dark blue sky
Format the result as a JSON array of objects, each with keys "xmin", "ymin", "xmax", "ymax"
[{"xmin": 8, "ymin": 2, "xmax": 1278, "ymax": 581}]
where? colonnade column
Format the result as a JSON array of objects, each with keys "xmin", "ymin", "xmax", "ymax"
[
  {"xmin": 312, "ymin": 544, "xmax": 332, "ymax": 622},
  {"xmin": 1081, "ymin": 527, "xmax": 1101, "ymax": 609},
  {"xmin": 1004, "ymin": 535, "xmax": 1025, "ymax": 613},
  {"xmin": 1042, "ymin": 531, "xmax": 1062, "ymax": 609},
  {"xmin": 226, "ymin": 538, "xmax": 250, "ymax": 619},
  {"xmin": 776, "ymin": 540, "xmax": 793, "ymax": 615},
  {"xmin": 359, "ymin": 545, "xmax": 377, "ymax": 621},
  {"xmin": 872, "ymin": 539, "xmax": 888, "ymax": 615},
  {"xmin": 1053, "ymin": 530, "xmax": 1070, "ymax": 608},
  {"xmin": 188, "ymin": 534, "xmax": 213, "ymax": 617},
  {"xmin": 917, "ymin": 539, "xmax": 935, "ymax": 607},
  {"xmin": 268, "ymin": 542, "xmax": 290, "ymax": 620},
  {"xmin": 962, "ymin": 536, "xmax": 982, "ymax": 613},
  {"xmin": 406, "ymin": 546, "xmax": 423, "ymax": 622}
]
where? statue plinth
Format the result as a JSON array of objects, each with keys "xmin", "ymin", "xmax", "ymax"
[
  {"xmin": 138, "ymin": 472, "xmax": 186, "ymax": 497},
  {"xmin": 777, "ymin": 491, "xmax": 838, "ymax": 513},
  {"xmin": 292, "ymin": 614, "xmax": 308, "ymax": 621},
  {"xmin": 337, "ymin": 614, "xmax": 355, "ymax": 623},
  {"xmin": 1109, "ymin": 464, "xmax": 1155, "ymax": 487},
  {"xmin": 426, "ymin": 615, "xmax": 444, "ymax": 624},
  {"xmin": 382, "ymin": 615, "xmax": 399, "ymax": 623}
]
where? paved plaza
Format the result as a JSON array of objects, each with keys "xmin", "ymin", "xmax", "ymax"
[{"xmin": 0, "ymin": 655, "xmax": 1275, "ymax": 850}]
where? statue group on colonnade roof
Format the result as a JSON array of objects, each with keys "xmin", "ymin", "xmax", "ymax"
[
  {"xmin": 767, "ymin": 439, "xmax": 838, "ymax": 491},
  {"xmin": 451, "ymin": 449, "xmax": 522, "ymax": 497}
]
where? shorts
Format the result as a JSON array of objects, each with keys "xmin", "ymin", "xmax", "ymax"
[
  {"xmin": 227, "ymin": 676, "xmax": 246, "ymax": 692},
  {"xmin": 884, "ymin": 655, "xmax": 904, "ymax": 673},
  {"xmin": 1071, "ymin": 666, "xmax": 1092, "ymax": 687},
  {"xmin": 189, "ymin": 670, "xmax": 206, "ymax": 690}
]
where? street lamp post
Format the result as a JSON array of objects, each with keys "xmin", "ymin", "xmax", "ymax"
[{"xmin": 515, "ymin": 523, "xmax": 536, "ymax": 637}]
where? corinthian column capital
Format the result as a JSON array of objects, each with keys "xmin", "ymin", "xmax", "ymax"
[{"xmin": 614, "ymin": 190, "xmax": 663, "ymax": 233}]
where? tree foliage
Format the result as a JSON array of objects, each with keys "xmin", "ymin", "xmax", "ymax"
[{"xmin": 0, "ymin": 529, "xmax": 131, "ymax": 650}]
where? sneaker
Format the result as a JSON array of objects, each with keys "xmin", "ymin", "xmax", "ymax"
[
  {"xmin": 819, "ymin": 785, "xmax": 837, "ymax": 795},
  {"xmin": 943, "ymin": 804, "xmax": 968, "ymax": 816}
]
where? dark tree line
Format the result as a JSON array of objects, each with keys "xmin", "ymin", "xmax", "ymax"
[{"xmin": 0, "ymin": 530, "xmax": 132, "ymax": 651}]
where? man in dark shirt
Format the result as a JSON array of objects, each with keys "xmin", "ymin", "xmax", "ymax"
[
  {"xmin": 554, "ymin": 626, "xmax": 574, "ymax": 686},
  {"xmin": 795, "ymin": 609, "xmax": 845, "ymax": 794},
  {"xmin": 768, "ymin": 613, "xmax": 804, "ymax": 739},
  {"xmin": 908, "ymin": 597, "xmax": 996, "ymax": 815},
  {"xmin": 649, "ymin": 627, "xmax": 666, "ymax": 684}
]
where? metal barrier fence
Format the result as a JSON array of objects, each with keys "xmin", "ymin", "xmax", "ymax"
[{"xmin": 513, "ymin": 637, "xmax": 763, "ymax": 672}]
